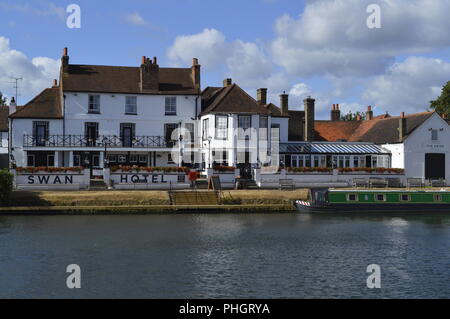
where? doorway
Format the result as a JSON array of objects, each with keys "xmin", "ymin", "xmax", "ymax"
[{"xmin": 425, "ymin": 153, "xmax": 446, "ymax": 179}]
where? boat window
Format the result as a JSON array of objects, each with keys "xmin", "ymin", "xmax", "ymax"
[
  {"xmin": 400, "ymin": 194, "xmax": 411, "ymax": 202},
  {"xmin": 434, "ymin": 194, "xmax": 443, "ymax": 202},
  {"xmin": 375, "ymin": 194, "xmax": 386, "ymax": 202},
  {"xmin": 347, "ymin": 194, "xmax": 358, "ymax": 201}
]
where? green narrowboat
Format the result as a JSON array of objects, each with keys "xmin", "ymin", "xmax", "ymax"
[{"xmin": 295, "ymin": 188, "xmax": 450, "ymax": 213}]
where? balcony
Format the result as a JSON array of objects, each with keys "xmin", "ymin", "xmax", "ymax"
[{"xmin": 23, "ymin": 135, "xmax": 175, "ymax": 149}]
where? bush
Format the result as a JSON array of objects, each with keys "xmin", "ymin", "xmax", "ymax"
[{"xmin": 0, "ymin": 169, "xmax": 13, "ymax": 206}]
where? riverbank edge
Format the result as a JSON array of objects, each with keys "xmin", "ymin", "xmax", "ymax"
[{"xmin": 0, "ymin": 204, "xmax": 296, "ymax": 215}]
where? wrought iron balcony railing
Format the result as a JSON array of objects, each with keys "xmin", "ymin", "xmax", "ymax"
[{"xmin": 23, "ymin": 135, "xmax": 176, "ymax": 148}]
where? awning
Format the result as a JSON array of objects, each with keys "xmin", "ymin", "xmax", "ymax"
[{"xmin": 279, "ymin": 142, "xmax": 389, "ymax": 154}]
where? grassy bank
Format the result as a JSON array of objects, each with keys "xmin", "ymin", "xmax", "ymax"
[{"xmin": 5, "ymin": 189, "xmax": 308, "ymax": 207}]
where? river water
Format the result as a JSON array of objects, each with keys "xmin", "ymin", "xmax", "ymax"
[{"xmin": 1, "ymin": 213, "xmax": 450, "ymax": 298}]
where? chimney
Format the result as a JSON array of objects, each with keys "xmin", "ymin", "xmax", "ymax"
[
  {"xmin": 9, "ymin": 97, "xmax": 16, "ymax": 115},
  {"xmin": 356, "ymin": 114, "xmax": 362, "ymax": 121},
  {"xmin": 52, "ymin": 79, "xmax": 58, "ymax": 88},
  {"xmin": 304, "ymin": 96, "xmax": 315, "ymax": 141},
  {"xmin": 442, "ymin": 113, "xmax": 448, "ymax": 120},
  {"xmin": 399, "ymin": 112, "xmax": 407, "ymax": 141},
  {"xmin": 140, "ymin": 56, "xmax": 159, "ymax": 91},
  {"xmin": 61, "ymin": 47, "xmax": 69, "ymax": 74},
  {"xmin": 366, "ymin": 105, "xmax": 373, "ymax": 120},
  {"xmin": 223, "ymin": 78, "xmax": 232, "ymax": 87},
  {"xmin": 191, "ymin": 58, "xmax": 201, "ymax": 92},
  {"xmin": 280, "ymin": 92, "xmax": 289, "ymax": 116},
  {"xmin": 331, "ymin": 104, "xmax": 341, "ymax": 121},
  {"xmin": 257, "ymin": 88, "xmax": 267, "ymax": 105}
]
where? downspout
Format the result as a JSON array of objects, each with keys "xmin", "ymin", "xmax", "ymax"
[
  {"xmin": 8, "ymin": 117, "xmax": 13, "ymax": 168},
  {"xmin": 62, "ymin": 94, "xmax": 66, "ymax": 166}
]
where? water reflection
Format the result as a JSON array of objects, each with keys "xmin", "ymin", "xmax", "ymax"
[{"xmin": 0, "ymin": 213, "xmax": 450, "ymax": 298}]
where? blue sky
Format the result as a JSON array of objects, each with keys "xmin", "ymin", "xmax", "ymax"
[{"xmin": 1, "ymin": 0, "xmax": 450, "ymax": 119}]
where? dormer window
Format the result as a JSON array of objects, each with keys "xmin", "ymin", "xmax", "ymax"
[{"xmin": 88, "ymin": 95, "xmax": 100, "ymax": 114}]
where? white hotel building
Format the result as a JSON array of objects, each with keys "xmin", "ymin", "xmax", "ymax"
[{"xmin": 9, "ymin": 48, "xmax": 202, "ymax": 176}]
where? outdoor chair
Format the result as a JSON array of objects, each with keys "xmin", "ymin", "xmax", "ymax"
[
  {"xmin": 352, "ymin": 178, "xmax": 368, "ymax": 188},
  {"xmin": 406, "ymin": 178, "xmax": 424, "ymax": 188},
  {"xmin": 369, "ymin": 177, "xmax": 388, "ymax": 188}
]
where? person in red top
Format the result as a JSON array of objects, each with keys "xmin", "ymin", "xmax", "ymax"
[{"xmin": 188, "ymin": 170, "xmax": 198, "ymax": 188}]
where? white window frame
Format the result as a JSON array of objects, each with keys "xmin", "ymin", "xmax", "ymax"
[
  {"xmin": 88, "ymin": 95, "xmax": 100, "ymax": 114},
  {"xmin": 165, "ymin": 97, "xmax": 177, "ymax": 115},
  {"xmin": 125, "ymin": 96, "xmax": 137, "ymax": 115},
  {"xmin": 238, "ymin": 115, "xmax": 252, "ymax": 140},
  {"xmin": 259, "ymin": 116, "xmax": 268, "ymax": 141},
  {"xmin": 215, "ymin": 115, "xmax": 228, "ymax": 140}
]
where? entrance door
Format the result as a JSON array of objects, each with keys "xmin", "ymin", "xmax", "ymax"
[
  {"xmin": 425, "ymin": 153, "xmax": 446, "ymax": 179},
  {"xmin": 237, "ymin": 151, "xmax": 252, "ymax": 179}
]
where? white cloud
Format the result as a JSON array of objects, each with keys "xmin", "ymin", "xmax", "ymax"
[
  {"xmin": 125, "ymin": 13, "xmax": 148, "ymax": 26},
  {"xmin": 167, "ymin": 28, "xmax": 228, "ymax": 69},
  {"xmin": 0, "ymin": 36, "xmax": 60, "ymax": 104},
  {"xmin": 271, "ymin": 0, "xmax": 450, "ymax": 77},
  {"xmin": 168, "ymin": 28, "xmax": 280, "ymax": 91},
  {"xmin": 362, "ymin": 57, "xmax": 450, "ymax": 114}
]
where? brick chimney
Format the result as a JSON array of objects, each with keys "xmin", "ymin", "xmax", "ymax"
[
  {"xmin": 140, "ymin": 56, "xmax": 159, "ymax": 91},
  {"xmin": 304, "ymin": 96, "xmax": 315, "ymax": 141},
  {"xmin": 191, "ymin": 58, "xmax": 201, "ymax": 92},
  {"xmin": 223, "ymin": 78, "xmax": 232, "ymax": 87},
  {"xmin": 257, "ymin": 88, "xmax": 267, "ymax": 105},
  {"xmin": 330, "ymin": 104, "xmax": 341, "ymax": 121},
  {"xmin": 61, "ymin": 47, "xmax": 69, "ymax": 74},
  {"xmin": 280, "ymin": 92, "xmax": 289, "ymax": 116},
  {"xmin": 366, "ymin": 105, "xmax": 373, "ymax": 120},
  {"xmin": 399, "ymin": 112, "xmax": 407, "ymax": 141}
]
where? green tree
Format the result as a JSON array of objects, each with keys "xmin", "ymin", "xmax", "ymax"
[
  {"xmin": 341, "ymin": 111, "xmax": 366, "ymax": 121},
  {"xmin": 0, "ymin": 92, "xmax": 7, "ymax": 106},
  {"xmin": 430, "ymin": 81, "xmax": 450, "ymax": 116}
]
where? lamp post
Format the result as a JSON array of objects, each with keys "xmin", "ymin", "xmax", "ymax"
[
  {"xmin": 207, "ymin": 136, "xmax": 212, "ymax": 169},
  {"xmin": 103, "ymin": 136, "xmax": 109, "ymax": 168}
]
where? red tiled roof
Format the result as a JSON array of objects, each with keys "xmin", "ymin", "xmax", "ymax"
[{"xmin": 314, "ymin": 111, "xmax": 434, "ymax": 143}]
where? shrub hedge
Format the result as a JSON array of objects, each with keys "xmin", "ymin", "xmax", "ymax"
[{"xmin": 0, "ymin": 169, "xmax": 13, "ymax": 206}]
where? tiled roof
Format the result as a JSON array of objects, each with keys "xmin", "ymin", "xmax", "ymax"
[
  {"xmin": 314, "ymin": 112, "xmax": 434, "ymax": 143},
  {"xmin": 9, "ymin": 88, "xmax": 62, "ymax": 119},
  {"xmin": 314, "ymin": 120, "xmax": 363, "ymax": 142},
  {"xmin": 0, "ymin": 106, "xmax": 9, "ymax": 131},
  {"xmin": 200, "ymin": 84, "xmax": 271, "ymax": 115},
  {"xmin": 62, "ymin": 64, "xmax": 199, "ymax": 95}
]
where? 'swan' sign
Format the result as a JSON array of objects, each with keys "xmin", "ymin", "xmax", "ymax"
[{"xmin": 28, "ymin": 175, "xmax": 75, "ymax": 185}]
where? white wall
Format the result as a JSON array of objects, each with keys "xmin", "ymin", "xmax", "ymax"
[
  {"xmin": 381, "ymin": 143, "xmax": 404, "ymax": 169},
  {"xmin": 402, "ymin": 113, "xmax": 450, "ymax": 180},
  {"xmin": 10, "ymin": 118, "xmax": 63, "ymax": 166},
  {"xmin": 64, "ymin": 93, "xmax": 197, "ymax": 136}
]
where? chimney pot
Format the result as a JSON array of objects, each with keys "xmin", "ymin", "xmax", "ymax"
[
  {"xmin": 192, "ymin": 58, "xmax": 199, "ymax": 66},
  {"xmin": 223, "ymin": 78, "xmax": 232, "ymax": 87},
  {"xmin": 401, "ymin": 112, "xmax": 405, "ymax": 118},
  {"xmin": 52, "ymin": 79, "xmax": 58, "ymax": 87},
  {"xmin": 63, "ymin": 47, "xmax": 68, "ymax": 57},
  {"xmin": 257, "ymin": 88, "xmax": 268, "ymax": 105},
  {"xmin": 142, "ymin": 56, "xmax": 146, "ymax": 65},
  {"xmin": 153, "ymin": 56, "xmax": 157, "ymax": 65}
]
